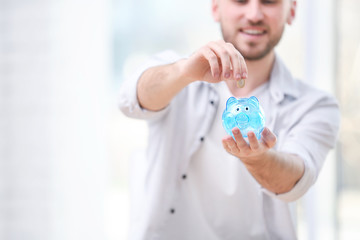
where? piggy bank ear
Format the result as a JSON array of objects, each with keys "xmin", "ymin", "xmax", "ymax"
[
  {"xmin": 226, "ymin": 97, "xmax": 237, "ymax": 109},
  {"xmin": 249, "ymin": 96, "xmax": 259, "ymax": 107}
]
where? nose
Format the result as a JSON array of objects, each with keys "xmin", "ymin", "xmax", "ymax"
[{"xmin": 245, "ymin": 1, "xmax": 264, "ymax": 24}]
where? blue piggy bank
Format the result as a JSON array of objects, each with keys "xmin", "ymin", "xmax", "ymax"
[{"xmin": 222, "ymin": 96, "xmax": 265, "ymax": 140}]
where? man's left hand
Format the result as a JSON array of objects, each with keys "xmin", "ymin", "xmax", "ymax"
[{"xmin": 222, "ymin": 127, "xmax": 277, "ymax": 166}]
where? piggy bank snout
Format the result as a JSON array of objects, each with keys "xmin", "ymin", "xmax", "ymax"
[{"xmin": 235, "ymin": 112, "xmax": 249, "ymax": 127}]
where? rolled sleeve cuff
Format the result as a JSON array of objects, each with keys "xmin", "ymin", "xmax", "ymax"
[
  {"xmin": 261, "ymin": 143, "xmax": 317, "ymax": 203},
  {"xmin": 118, "ymin": 68, "xmax": 170, "ymax": 121}
]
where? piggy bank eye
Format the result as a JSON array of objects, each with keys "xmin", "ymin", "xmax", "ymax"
[
  {"xmin": 236, "ymin": 107, "xmax": 240, "ymax": 111},
  {"xmin": 245, "ymin": 106, "xmax": 249, "ymax": 111}
]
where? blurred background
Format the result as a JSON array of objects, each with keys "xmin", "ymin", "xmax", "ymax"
[{"xmin": 0, "ymin": 0, "xmax": 359, "ymax": 239}]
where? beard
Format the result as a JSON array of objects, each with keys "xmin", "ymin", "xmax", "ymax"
[{"xmin": 220, "ymin": 22, "xmax": 285, "ymax": 61}]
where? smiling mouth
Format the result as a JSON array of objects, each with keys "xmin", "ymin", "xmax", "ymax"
[{"xmin": 240, "ymin": 29, "xmax": 266, "ymax": 36}]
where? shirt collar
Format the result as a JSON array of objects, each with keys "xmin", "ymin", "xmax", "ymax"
[{"xmin": 269, "ymin": 54, "xmax": 301, "ymax": 103}]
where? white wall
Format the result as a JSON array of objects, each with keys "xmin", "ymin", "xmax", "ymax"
[
  {"xmin": 0, "ymin": 1, "xmax": 53, "ymax": 239},
  {"xmin": 0, "ymin": 0, "xmax": 112, "ymax": 239}
]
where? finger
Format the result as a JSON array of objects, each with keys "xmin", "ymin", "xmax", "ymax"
[
  {"xmin": 222, "ymin": 136, "xmax": 240, "ymax": 155},
  {"xmin": 200, "ymin": 47, "xmax": 220, "ymax": 79},
  {"xmin": 224, "ymin": 42, "xmax": 242, "ymax": 80},
  {"xmin": 222, "ymin": 138, "xmax": 231, "ymax": 153},
  {"xmin": 222, "ymin": 42, "xmax": 248, "ymax": 80},
  {"xmin": 232, "ymin": 127, "xmax": 249, "ymax": 151},
  {"xmin": 226, "ymin": 138, "xmax": 240, "ymax": 154},
  {"xmin": 247, "ymin": 131, "xmax": 260, "ymax": 151},
  {"xmin": 208, "ymin": 41, "xmax": 232, "ymax": 79},
  {"xmin": 261, "ymin": 127, "xmax": 277, "ymax": 148},
  {"xmin": 239, "ymin": 54, "xmax": 248, "ymax": 80}
]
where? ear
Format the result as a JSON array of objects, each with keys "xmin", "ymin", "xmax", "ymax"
[
  {"xmin": 249, "ymin": 96, "xmax": 259, "ymax": 107},
  {"xmin": 226, "ymin": 97, "xmax": 237, "ymax": 109},
  {"xmin": 286, "ymin": 0, "xmax": 296, "ymax": 25},
  {"xmin": 212, "ymin": 0, "xmax": 220, "ymax": 22}
]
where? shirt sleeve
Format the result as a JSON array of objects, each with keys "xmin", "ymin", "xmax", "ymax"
[
  {"xmin": 118, "ymin": 50, "xmax": 181, "ymax": 121},
  {"xmin": 262, "ymin": 93, "xmax": 340, "ymax": 203}
]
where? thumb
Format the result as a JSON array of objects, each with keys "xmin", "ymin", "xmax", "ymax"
[{"xmin": 261, "ymin": 127, "xmax": 277, "ymax": 148}]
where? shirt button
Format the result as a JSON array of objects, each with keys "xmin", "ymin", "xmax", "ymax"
[
  {"xmin": 210, "ymin": 100, "xmax": 215, "ymax": 105},
  {"xmin": 274, "ymin": 91, "xmax": 282, "ymax": 100},
  {"xmin": 182, "ymin": 174, "xmax": 187, "ymax": 179},
  {"xmin": 170, "ymin": 208, "xmax": 175, "ymax": 214},
  {"xmin": 200, "ymin": 137, "xmax": 204, "ymax": 142}
]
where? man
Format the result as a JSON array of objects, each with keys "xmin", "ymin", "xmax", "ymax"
[{"xmin": 119, "ymin": 0, "xmax": 340, "ymax": 239}]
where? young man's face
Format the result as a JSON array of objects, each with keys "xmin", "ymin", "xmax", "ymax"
[{"xmin": 212, "ymin": 0, "xmax": 296, "ymax": 61}]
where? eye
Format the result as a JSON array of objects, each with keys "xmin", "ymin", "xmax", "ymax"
[
  {"xmin": 245, "ymin": 106, "xmax": 249, "ymax": 111},
  {"xmin": 236, "ymin": 107, "xmax": 240, "ymax": 111},
  {"xmin": 262, "ymin": 0, "xmax": 277, "ymax": 4}
]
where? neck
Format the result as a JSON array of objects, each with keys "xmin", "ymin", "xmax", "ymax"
[{"xmin": 226, "ymin": 51, "xmax": 275, "ymax": 98}]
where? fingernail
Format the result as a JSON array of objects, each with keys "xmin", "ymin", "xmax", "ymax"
[
  {"xmin": 242, "ymin": 72, "xmax": 247, "ymax": 78},
  {"xmin": 235, "ymin": 73, "xmax": 241, "ymax": 79},
  {"xmin": 233, "ymin": 128, "xmax": 240, "ymax": 134},
  {"xmin": 262, "ymin": 127, "xmax": 269, "ymax": 136},
  {"xmin": 224, "ymin": 72, "xmax": 230, "ymax": 78}
]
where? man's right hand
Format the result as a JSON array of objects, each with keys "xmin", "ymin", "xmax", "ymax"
[
  {"xmin": 179, "ymin": 40, "xmax": 248, "ymax": 84},
  {"xmin": 137, "ymin": 40, "xmax": 248, "ymax": 111}
]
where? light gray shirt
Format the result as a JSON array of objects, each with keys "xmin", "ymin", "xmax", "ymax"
[{"xmin": 119, "ymin": 51, "xmax": 340, "ymax": 240}]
